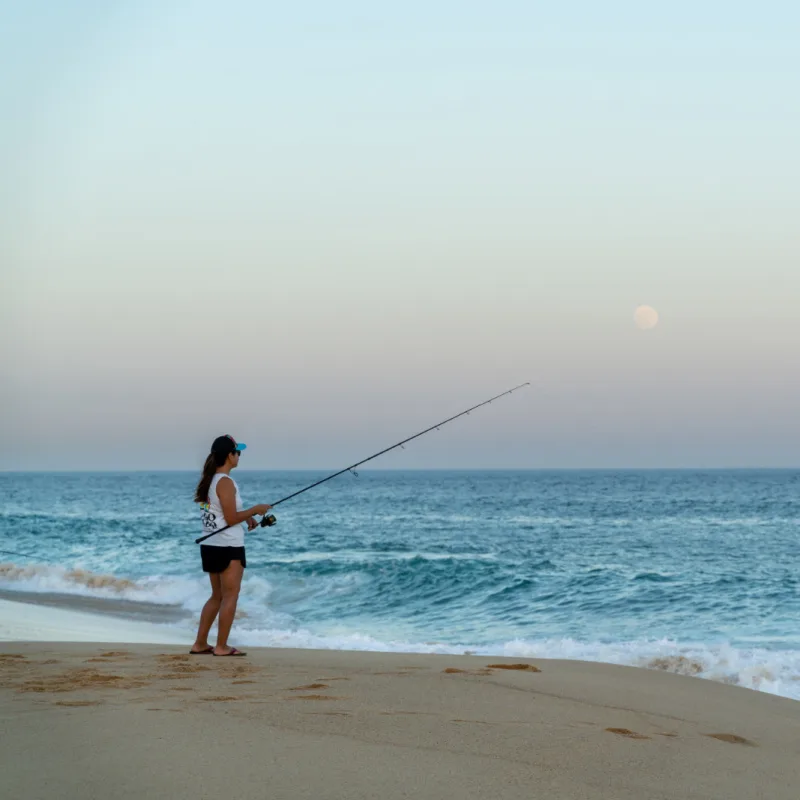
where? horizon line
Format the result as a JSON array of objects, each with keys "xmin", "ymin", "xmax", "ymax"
[{"xmin": 2, "ymin": 466, "xmax": 800, "ymax": 475}]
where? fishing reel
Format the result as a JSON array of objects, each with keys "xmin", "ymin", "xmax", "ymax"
[{"xmin": 260, "ymin": 513, "xmax": 277, "ymax": 527}]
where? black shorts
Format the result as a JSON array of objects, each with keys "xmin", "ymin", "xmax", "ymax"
[{"xmin": 200, "ymin": 545, "xmax": 246, "ymax": 573}]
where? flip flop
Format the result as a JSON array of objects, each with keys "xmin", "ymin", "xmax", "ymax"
[
  {"xmin": 189, "ymin": 646, "xmax": 214, "ymax": 655},
  {"xmin": 213, "ymin": 648, "xmax": 247, "ymax": 657}
]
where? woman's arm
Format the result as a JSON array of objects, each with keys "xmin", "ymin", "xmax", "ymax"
[{"xmin": 216, "ymin": 477, "xmax": 270, "ymax": 526}]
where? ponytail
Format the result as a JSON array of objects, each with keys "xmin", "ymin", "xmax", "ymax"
[{"xmin": 194, "ymin": 451, "xmax": 227, "ymax": 503}]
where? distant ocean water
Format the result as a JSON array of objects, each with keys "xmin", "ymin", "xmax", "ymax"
[{"xmin": 1, "ymin": 470, "xmax": 799, "ymax": 699}]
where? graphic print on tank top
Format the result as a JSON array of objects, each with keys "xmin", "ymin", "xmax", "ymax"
[{"xmin": 200, "ymin": 474, "xmax": 245, "ymax": 547}]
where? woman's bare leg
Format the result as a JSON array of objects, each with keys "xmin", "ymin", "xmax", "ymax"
[
  {"xmin": 214, "ymin": 560, "xmax": 244, "ymax": 655},
  {"xmin": 192, "ymin": 572, "xmax": 222, "ymax": 652}
]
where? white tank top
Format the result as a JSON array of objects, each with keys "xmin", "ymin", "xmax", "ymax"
[{"xmin": 200, "ymin": 473, "xmax": 245, "ymax": 547}]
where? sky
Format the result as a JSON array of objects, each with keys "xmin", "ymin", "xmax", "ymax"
[{"xmin": 2, "ymin": 1, "xmax": 799, "ymax": 470}]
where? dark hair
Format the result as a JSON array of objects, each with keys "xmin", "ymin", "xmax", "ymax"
[{"xmin": 194, "ymin": 450, "xmax": 228, "ymax": 504}]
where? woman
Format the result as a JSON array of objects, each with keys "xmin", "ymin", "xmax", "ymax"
[{"xmin": 190, "ymin": 434, "xmax": 271, "ymax": 656}]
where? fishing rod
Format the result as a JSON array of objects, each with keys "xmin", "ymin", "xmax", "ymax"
[{"xmin": 195, "ymin": 382, "xmax": 530, "ymax": 545}]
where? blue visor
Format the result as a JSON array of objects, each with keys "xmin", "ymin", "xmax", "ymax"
[{"xmin": 235, "ymin": 442, "xmax": 247, "ymax": 451}]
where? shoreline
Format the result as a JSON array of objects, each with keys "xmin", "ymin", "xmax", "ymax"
[
  {"xmin": 2, "ymin": 642, "xmax": 799, "ymax": 799},
  {"xmin": 2, "ymin": 590, "xmax": 799, "ymax": 701},
  {"xmin": 0, "ymin": 587, "xmax": 189, "ymax": 624},
  {"xmin": 0, "ymin": 597, "xmax": 188, "ymax": 644}
]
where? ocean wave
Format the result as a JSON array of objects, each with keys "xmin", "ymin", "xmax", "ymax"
[
  {"xmin": 0, "ymin": 562, "xmax": 203, "ymax": 609},
  {"xmin": 2, "ymin": 559, "xmax": 799, "ymax": 700},
  {"xmin": 224, "ymin": 626, "xmax": 800, "ymax": 700},
  {"xmin": 0, "ymin": 560, "xmax": 290, "ymax": 627},
  {"xmin": 259, "ymin": 551, "xmax": 498, "ymax": 565},
  {"xmin": 631, "ymin": 571, "xmax": 677, "ymax": 582},
  {"xmin": 0, "ymin": 509, "xmax": 192, "ymax": 522},
  {"xmin": 1, "ymin": 563, "xmax": 138, "ymax": 593}
]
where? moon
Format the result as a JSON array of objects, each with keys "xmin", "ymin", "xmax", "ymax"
[{"xmin": 634, "ymin": 305, "xmax": 659, "ymax": 330}]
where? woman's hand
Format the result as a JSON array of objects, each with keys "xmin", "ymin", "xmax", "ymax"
[
  {"xmin": 246, "ymin": 517, "xmax": 258, "ymax": 531},
  {"xmin": 253, "ymin": 503, "xmax": 272, "ymax": 516}
]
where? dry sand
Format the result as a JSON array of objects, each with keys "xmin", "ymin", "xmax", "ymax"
[{"xmin": 1, "ymin": 643, "xmax": 799, "ymax": 799}]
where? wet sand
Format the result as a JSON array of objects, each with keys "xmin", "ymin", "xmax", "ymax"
[{"xmin": 2, "ymin": 642, "xmax": 799, "ymax": 799}]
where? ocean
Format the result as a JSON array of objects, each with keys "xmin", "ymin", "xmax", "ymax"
[{"xmin": 1, "ymin": 469, "xmax": 798, "ymax": 699}]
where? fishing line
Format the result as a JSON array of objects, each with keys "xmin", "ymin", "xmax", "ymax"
[{"xmin": 196, "ymin": 382, "xmax": 530, "ymax": 544}]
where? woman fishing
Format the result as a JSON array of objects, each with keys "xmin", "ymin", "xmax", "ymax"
[{"xmin": 190, "ymin": 435, "xmax": 271, "ymax": 656}]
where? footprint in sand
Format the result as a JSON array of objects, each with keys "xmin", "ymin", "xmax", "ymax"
[
  {"xmin": 84, "ymin": 652, "xmax": 131, "ymax": 663},
  {"xmin": 17, "ymin": 668, "xmax": 149, "ymax": 693},
  {"xmin": 442, "ymin": 668, "xmax": 494, "ymax": 676},
  {"xmin": 160, "ymin": 664, "xmax": 210, "ymax": 674},
  {"xmin": 53, "ymin": 700, "xmax": 103, "ymax": 707},
  {"xmin": 289, "ymin": 694, "xmax": 340, "ymax": 701},
  {"xmin": 289, "ymin": 683, "xmax": 329, "ymax": 691},
  {"xmin": 379, "ymin": 711, "xmax": 436, "ymax": 716},
  {"xmin": 486, "ymin": 663, "xmax": 541, "ymax": 672},
  {"xmin": 160, "ymin": 673, "xmax": 206, "ymax": 681},
  {"xmin": 218, "ymin": 665, "xmax": 261, "ymax": 678},
  {"xmin": 606, "ymin": 728, "xmax": 651, "ymax": 740},
  {"xmin": 201, "ymin": 696, "xmax": 241, "ymax": 702},
  {"xmin": 705, "ymin": 733, "xmax": 757, "ymax": 746},
  {"xmin": 157, "ymin": 663, "xmax": 211, "ymax": 681},
  {"xmin": 310, "ymin": 711, "xmax": 351, "ymax": 717}
]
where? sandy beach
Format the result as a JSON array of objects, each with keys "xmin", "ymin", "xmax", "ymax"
[{"xmin": 2, "ymin": 641, "xmax": 799, "ymax": 800}]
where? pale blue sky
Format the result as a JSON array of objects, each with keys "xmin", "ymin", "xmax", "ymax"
[{"xmin": 2, "ymin": 1, "xmax": 798, "ymax": 469}]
